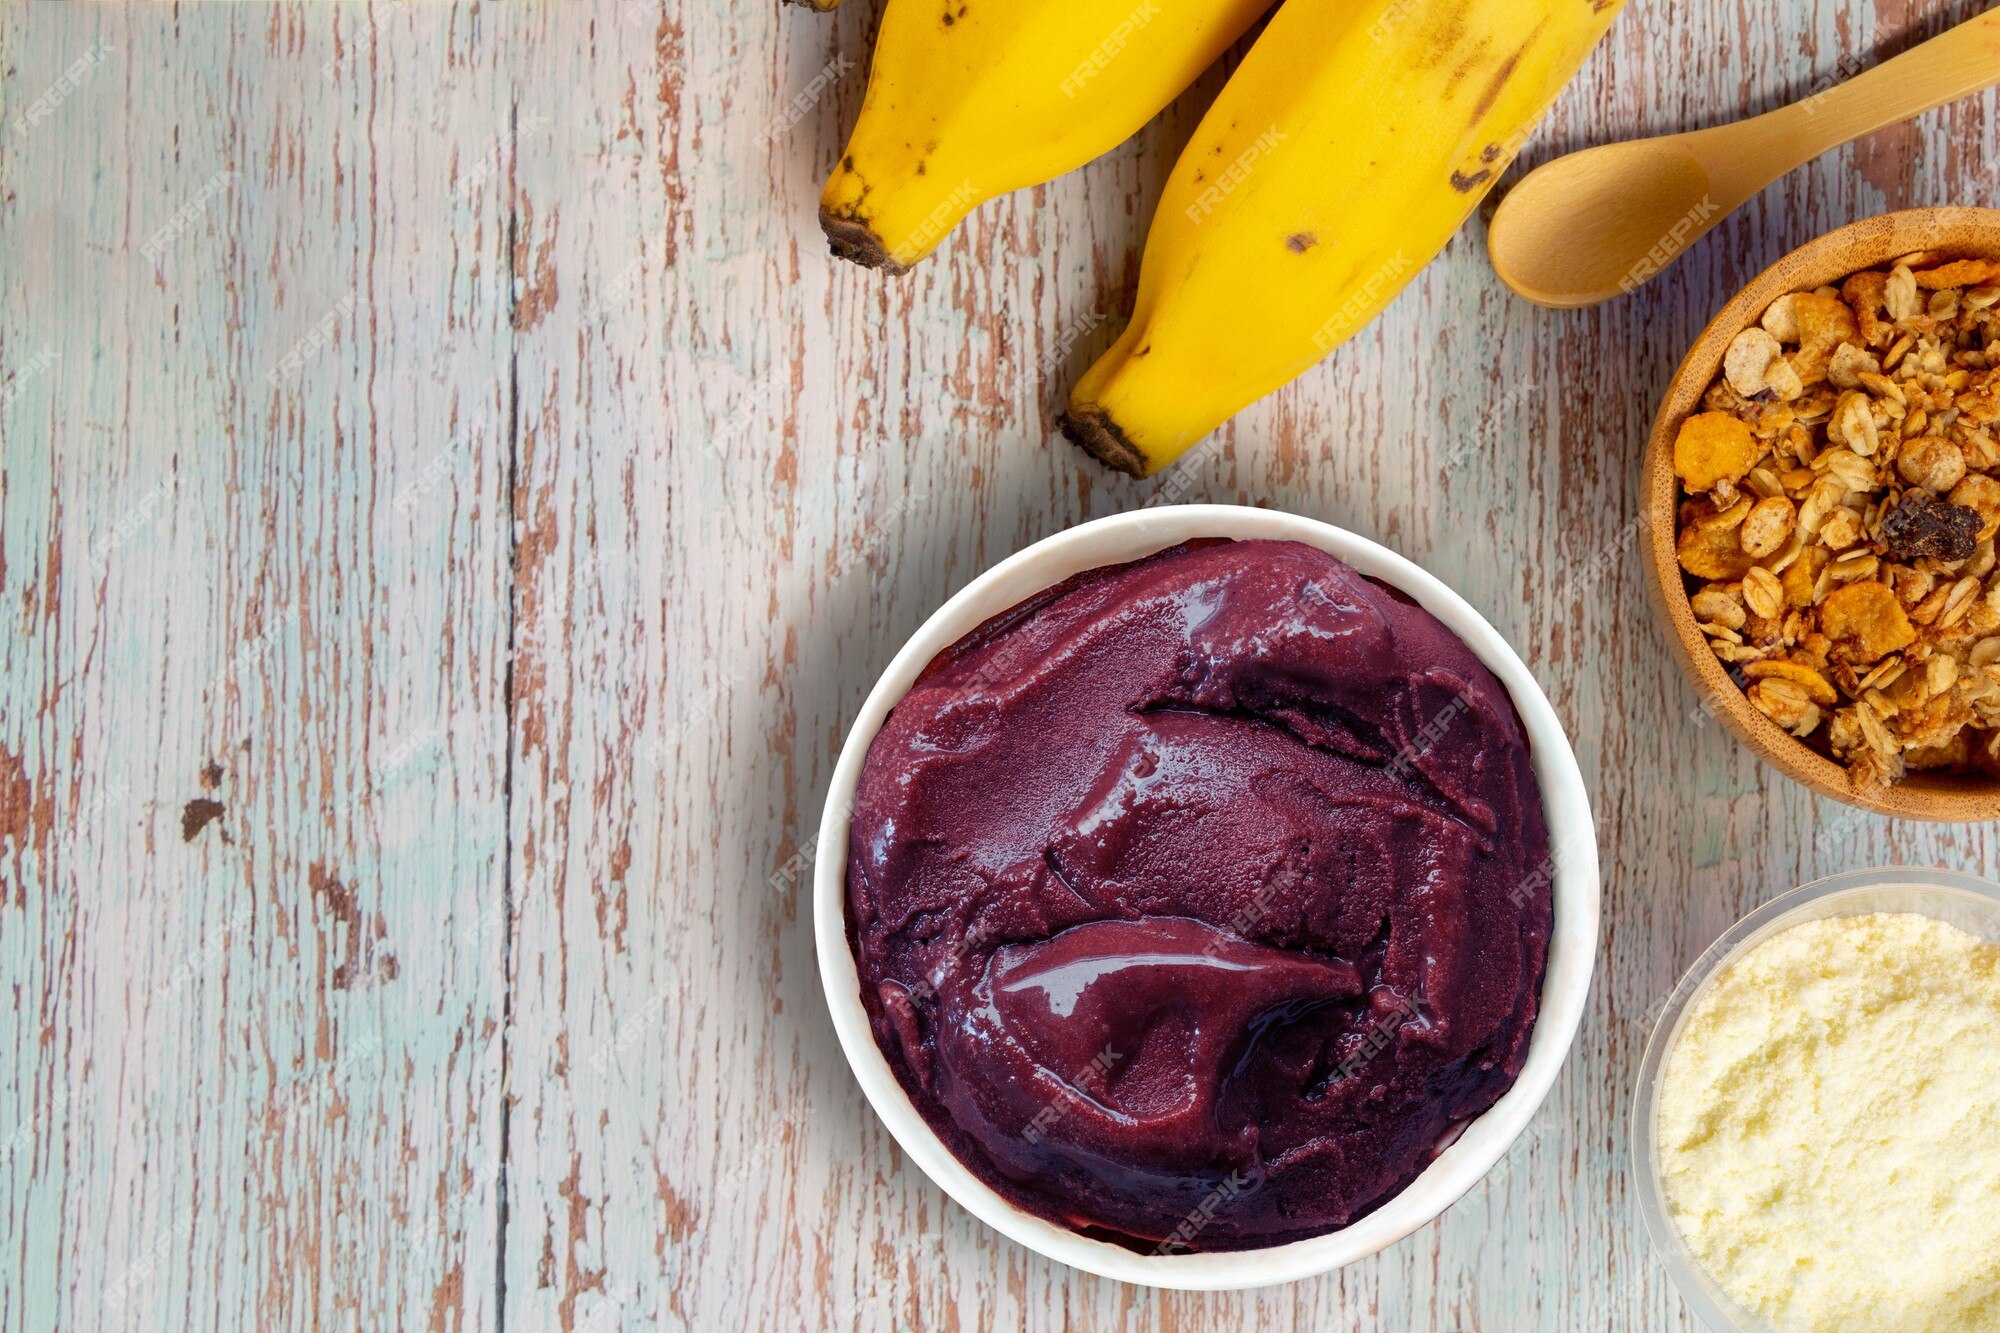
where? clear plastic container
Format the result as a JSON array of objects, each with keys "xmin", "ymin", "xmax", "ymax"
[{"xmin": 1630, "ymin": 866, "xmax": 2000, "ymax": 1332}]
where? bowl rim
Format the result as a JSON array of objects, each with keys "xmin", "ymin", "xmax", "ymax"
[
  {"xmin": 812, "ymin": 503, "xmax": 1601, "ymax": 1289},
  {"xmin": 1641, "ymin": 205, "xmax": 2000, "ymax": 822},
  {"xmin": 1628, "ymin": 865, "xmax": 2000, "ymax": 1332}
]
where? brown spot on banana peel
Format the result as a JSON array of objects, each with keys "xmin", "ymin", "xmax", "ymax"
[
  {"xmin": 1451, "ymin": 139, "xmax": 1516, "ymax": 192},
  {"xmin": 1060, "ymin": 406, "xmax": 1150, "ymax": 478},
  {"xmin": 1286, "ymin": 232, "xmax": 1317, "ymax": 253},
  {"xmin": 1468, "ymin": 21, "xmax": 1545, "ymax": 121},
  {"xmin": 1449, "ymin": 35, "xmax": 1494, "ymax": 85},
  {"xmin": 1446, "ymin": 18, "xmax": 1548, "ymax": 197},
  {"xmin": 1469, "ymin": 43, "xmax": 1526, "ymax": 121},
  {"xmin": 1426, "ymin": 0, "xmax": 1473, "ymax": 69}
]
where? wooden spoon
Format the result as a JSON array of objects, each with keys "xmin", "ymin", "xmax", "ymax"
[{"xmin": 1488, "ymin": 9, "xmax": 2000, "ymax": 308}]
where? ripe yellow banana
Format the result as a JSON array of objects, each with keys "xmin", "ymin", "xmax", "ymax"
[
  {"xmin": 1063, "ymin": 0, "xmax": 1626, "ymax": 475},
  {"xmin": 821, "ymin": 0, "xmax": 1274, "ymax": 273}
]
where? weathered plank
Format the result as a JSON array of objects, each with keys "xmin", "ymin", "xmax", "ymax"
[{"xmin": 0, "ymin": 6, "xmax": 513, "ymax": 1328}]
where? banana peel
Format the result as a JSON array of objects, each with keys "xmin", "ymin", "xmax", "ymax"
[
  {"xmin": 821, "ymin": 0, "xmax": 1274, "ymax": 273},
  {"xmin": 1063, "ymin": 0, "xmax": 1627, "ymax": 475}
]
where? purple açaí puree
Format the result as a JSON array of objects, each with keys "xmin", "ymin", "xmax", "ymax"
[{"xmin": 845, "ymin": 538, "xmax": 1552, "ymax": 1252}]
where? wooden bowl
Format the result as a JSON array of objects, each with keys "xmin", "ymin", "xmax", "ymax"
[{"xmin": 1643, "ymin": 206, "xmax": 2000, "ymax": 822}]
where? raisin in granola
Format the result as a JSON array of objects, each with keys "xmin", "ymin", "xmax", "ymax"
[{"xmin": 1881, "ymin": 490, "xmax": 1982, "ymax": 562}]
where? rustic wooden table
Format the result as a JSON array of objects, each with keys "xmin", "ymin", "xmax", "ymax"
[{"xmin": 1, "ymin": 1, "xmax": 1995, "ymax": 1328}]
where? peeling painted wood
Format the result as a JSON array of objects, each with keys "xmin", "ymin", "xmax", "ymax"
[
  {"xmin": 0, "ymin": 6, "xmax": 514, "ymax": 1329},
  {"xmin": 1, "ymin": 0, "xmax": 1997, "ymax": 1329}
]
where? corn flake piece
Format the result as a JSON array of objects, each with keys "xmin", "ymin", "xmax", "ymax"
[
  {"xmin": 1742, "ymin": 658, "xmax": 1838, "ymax": 706},
  {"xmin": 1958, "ymin": 391, "xmax": 2000, "ymax": 426},
  {"xmin": 1674, "ymin": 412, "xmax": 1758, "ymax": 491},
  {"xmin": 1678, "ymin": 521, "xmax": 1757, "ymax": 581},
  {"xmin": 1781, "ymin": 547, "xmax": 1830, "ymax": 608},
  {"xmin": 1820, "ymin": 580, "xmax": 1917, "ymax": 662},
  {"xmin": 1842, "ymin": 271, "xmax": 1893, "ymax": 344},
  {"xmin": 1913, "ymin": 259, "xmax": 2000, "ymax": 289}
]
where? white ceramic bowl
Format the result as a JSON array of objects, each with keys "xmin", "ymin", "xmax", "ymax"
[
  {"xmin": 813, "ymin": 504, "xmax": 1600, "ymax": 1289},
  {"xmin": 1631, "ymin": 866, "xmax": 2000, "ymax": 1331}
]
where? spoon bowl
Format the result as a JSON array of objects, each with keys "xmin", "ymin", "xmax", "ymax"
[
  {"xmin": 1489, "ymin": 138, "xmax": 1719, "ymax": 308},
  {"xmin": 1487, "ymin": 9, "xmax": 2000, "ymax": 307}
]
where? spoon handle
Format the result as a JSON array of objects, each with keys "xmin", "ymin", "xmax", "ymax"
[{"xmin": 1750, "ymin": 10, "xmax": 2000, "ymax": 175}]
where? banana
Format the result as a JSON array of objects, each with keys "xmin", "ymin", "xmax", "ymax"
[
  {"xmin": 1062, "ymin": 0, "xmax": 1626, "ymax": 476},
  {"xmin": 821, "ymin": 0, "xmax": 1274, "ymax": 274}
]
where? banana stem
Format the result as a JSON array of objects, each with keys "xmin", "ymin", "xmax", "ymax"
[{"xmin": 1060, "ymin": 407, "xmax": 1149, "ymax": 478}]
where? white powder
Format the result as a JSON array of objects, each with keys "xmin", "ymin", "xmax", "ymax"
[{"xmin": 1656, "ymin": 911, "xmax": 2000, "ymax": 1332}]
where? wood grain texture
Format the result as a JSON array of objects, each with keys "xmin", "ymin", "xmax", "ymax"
[
  {"xmin": 0, "ymin": 6, "xmax": 515, "ymax": 1329},
  {"xmin": 0, "ymin": 0, "xmax": 1996, "ymax": 1329}
]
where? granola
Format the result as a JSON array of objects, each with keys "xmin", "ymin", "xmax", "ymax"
[{"xmin": 1673, "ymin": 252, "xmax": 2000, "ymax": 789}]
